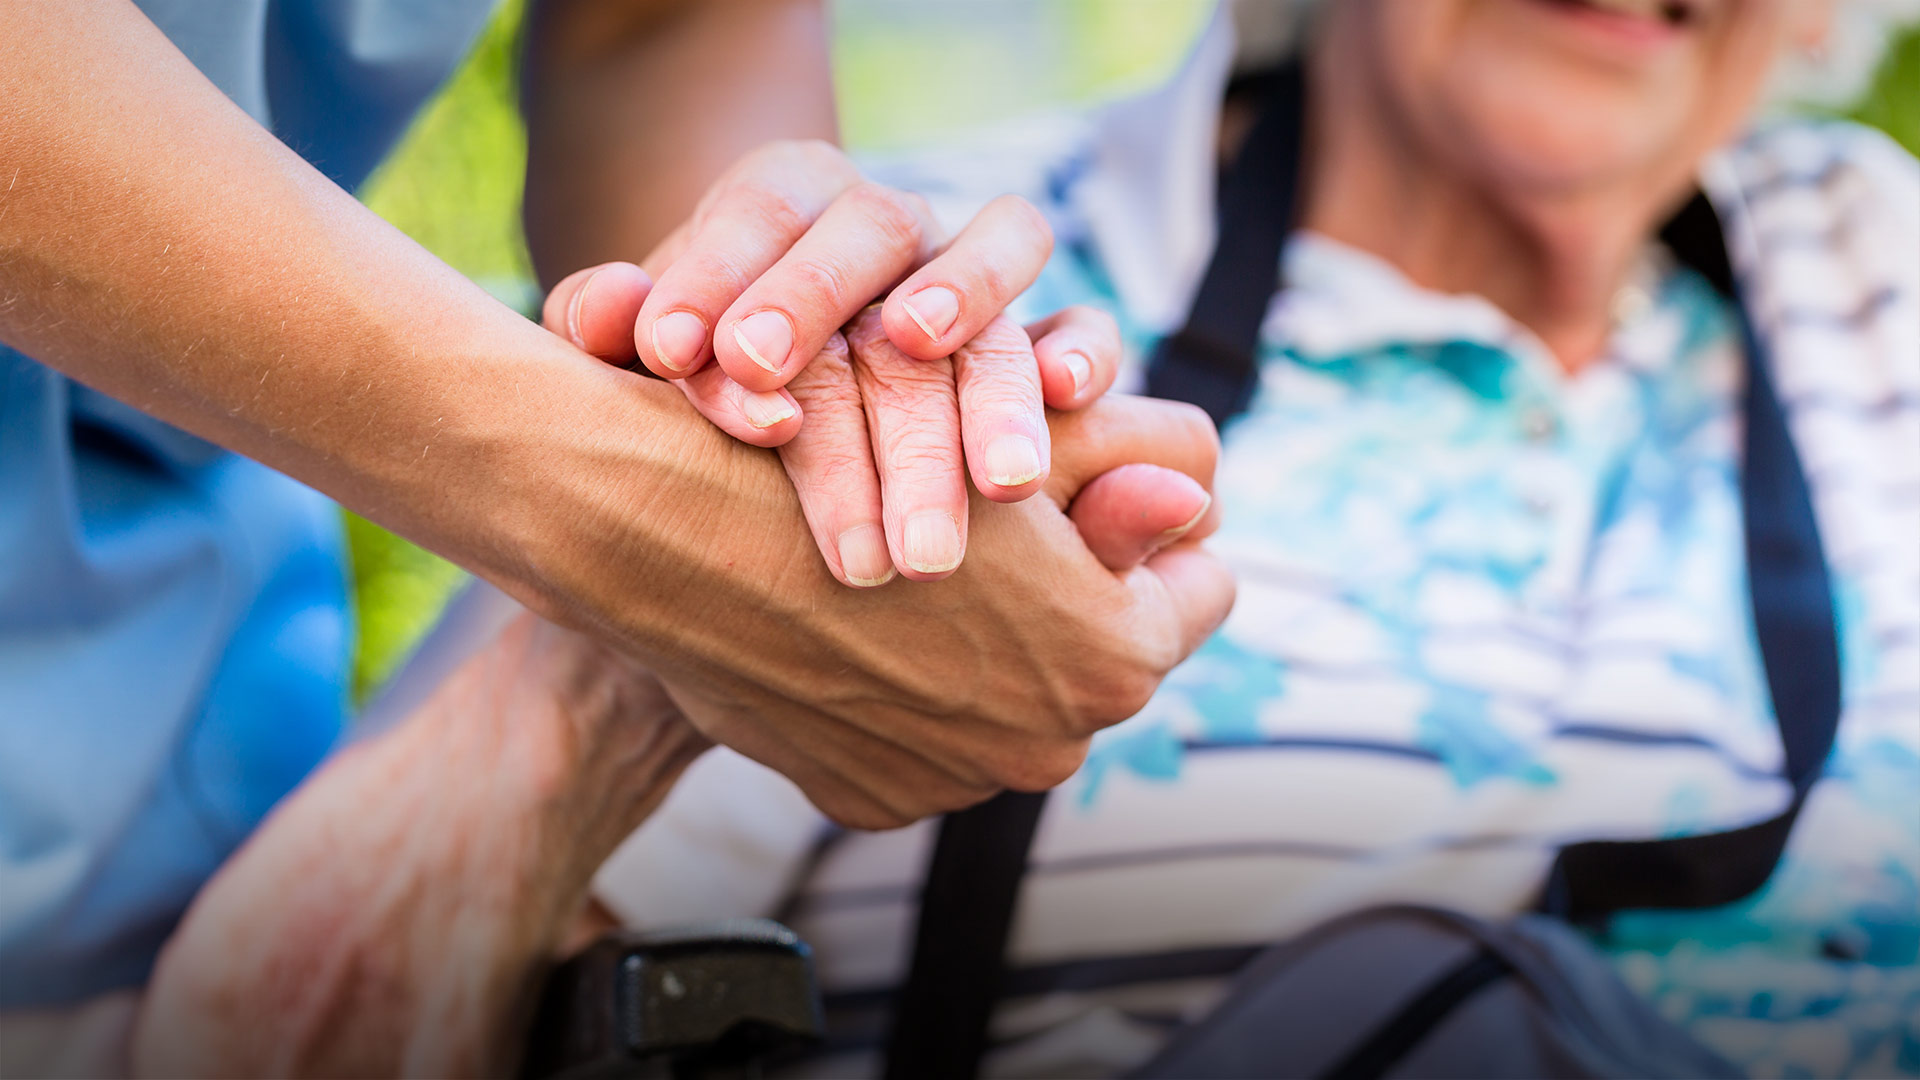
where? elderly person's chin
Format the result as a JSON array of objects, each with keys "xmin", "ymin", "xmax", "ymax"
[{"xmin": 1344, "ymin": 0, "xmax": 1829, "ymax": 198}]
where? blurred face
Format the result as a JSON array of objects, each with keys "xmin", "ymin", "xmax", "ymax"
[{"xmin": 1338, "ymin": 0, "xmax": 1830, "ymax": 198}]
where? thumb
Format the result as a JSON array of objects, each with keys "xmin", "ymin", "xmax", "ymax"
[
  {"xmin": 540, "ymin": 261, "xmax": 653, "ymax": 365},
  {"xmin": 1044, "ymin": 395, "xmax": 1219, "ymax": 508},
  {"xmin": 1130, "ymin": 542, "xmax": 1237, "ymax": 665},
  {"xmin": 1070, "ymin": 464, "xmax": 1218, "ymax": 571}
]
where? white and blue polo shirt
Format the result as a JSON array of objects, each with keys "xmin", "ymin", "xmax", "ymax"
[{"xmin": 595, "ymin": 71, "xmax": 1920, "ymax": 1080}]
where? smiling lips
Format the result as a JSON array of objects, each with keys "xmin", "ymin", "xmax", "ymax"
[{"xmin": 1547, "ymin": 0, "xmax": 1700, "ymax": 28}]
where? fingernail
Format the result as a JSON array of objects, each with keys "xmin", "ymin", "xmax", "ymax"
[
  {"xmin": 901, "ymin": 286, "xmax": 960, "ymax": 341},
  {"xmin": 903, "ymin": 511, "xmax": 962, "ymax": 574},
  {"xmin": 1152, "ymin": 493, "xmax": 1213, "ymax": 553},
  {"xmin": 1063, "ymin": 351, "xmax": 1092, "ymax": 395},
  {"xmin": 743, "ymin": 390, "xmax": 795, "ymax": 429},
  {"xmin": 567, "ymin": 269, "xmax": 602, "ymax": 348},
  {"xmin": 651, "ymin": 310, "xmax": 707, "ymax": 372},
  {"xmin": 733, "ymin": 310, "xmax": 794, "ymax": 373},
  {"xmin": 983, "ymin": 434, "xmax": 1043, "ymax": 487},
  {"xmin": 837, "ymin": 525, "xmax": 895, "ymax": 587}
]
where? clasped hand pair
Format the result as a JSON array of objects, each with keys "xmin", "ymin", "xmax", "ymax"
[
  {"xmin": 521, "ymin": 141, "xmax": 1236, "ymax": 828},
  {"xmin": 131, "ymin": 142, "xmax": 1238, "ymax": 1077},
  {"xmin": 543, "ymin": 140, "xmax": 1220, "ymax": 587}
]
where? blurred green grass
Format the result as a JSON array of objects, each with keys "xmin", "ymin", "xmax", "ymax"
[
  {"xmin": 1845, "ymin": 20, "xmax": 1920, "ymax": 154},
  {"xmin": 347, "ymin": 0, "xmax": 525, "ymax": 701},
  {"xmin": 348, "ymin": 5, "xmax": 1920, "ymax": 703}
]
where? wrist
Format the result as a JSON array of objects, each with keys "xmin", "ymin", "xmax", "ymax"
[
  {"xmin": 133, "ymin": 615, "xmax": 705, "ymax": 1076},
  {"xmin": 479, "ymin": 360, "xmax": 805, "ymax": 659},
  {"xmin": 408, "ymin": 615, "xmax": 709, "ymax": 902},
  {"xmin": 347, "ymin": 316, "xmax": 704, "ymax": 631}
]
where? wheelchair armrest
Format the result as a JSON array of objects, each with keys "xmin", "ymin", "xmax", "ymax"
[{"xmin": 521, "ymin": 919, "xmax": 825, "ymax": 1080}]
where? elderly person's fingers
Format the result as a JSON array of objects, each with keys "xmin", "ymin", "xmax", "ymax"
[
  {"xmin": 776, "ymin": 334, "xmax": 894, "ymax": 587},
  {"xmin": 542, "ymin": 261, "xmax": 802, "ymax": 446},
  {"xmin": 631, "ymin": 141, "xmax": 862, "ymax": 379},
  {"xmin": 880, "ymin": 194, "xmax": 1054, "ymax": 362},
  {"xmin": 541, "ymin": 261, "xmax": 653, "ymax": 364},
  {"xmin": 1043, "ymin": 394, "xmax": 1221, "ymax": 508},
  {"xmin": 844, "ymin": 309, "xmax": 968, "ymax": 581},
  {"xmin": 712, "ymin": 184, "xmax": 944, "ymax": 392},
  {"xmin": 1068, "ymin": 464, "xmax": 1218, "ymax": 572},
  {"xmin": 1025, "ymin": 305, "xmax": 1122, "ymax": 410},
  {"xmin": 953, "ymin": 315, "xmax": 1050, "ymax": 502},
  {"xmin": 677, "ymin": 366, "xmax": 804, "ymax": 447}
]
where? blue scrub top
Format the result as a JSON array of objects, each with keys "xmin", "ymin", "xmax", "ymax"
[{"xmin": 0, "ymin": 0, "xmax": 495, "ymax": 1008}]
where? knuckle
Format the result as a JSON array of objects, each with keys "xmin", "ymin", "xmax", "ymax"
[
  {"xmin": 994, "ymin": 739, "xmax": 1089, "ymax": 792},
  {"xmin": 994, "ymin": 194, "xmax": 1054, "ymax": 251},
  {"xmin": 1119, "ymin": 669, "xmax": 1163, "ymax": 717},
  {"xmin": 1167, "ymin": 399, "xmax": 1222, "ymax": 460},
  {"xmin": 956, "ymin": 341, "xmax": 1028, "ymax": 381},
  {"xmin": 953, "ymin": 317, "xmax": 1034, "ymax": 366},
  {"xmin": 843, "ymin": 183, "xmax": 924, "ymax": 252},
  {"xmin": 964, "ymin": 379, "xmax": 1041, "ymax": 420},
  {"xmin": 1081, "ymin": 666, "xmax": 1160, "ymax": 728},
  {"xmin": 673, "ymin": 246, "xmax": 759, "ymax": 301},
  {"xmin": 735, "ymin": 183, "xmax": 814, "ymax": 240},
  {"xmin": 881, "ymin": 436, "xmax": 962, "ymax": 478},
  {"xmin": 862, "ymin": 356, "xmax": 956, "ymax": 410},
  {"xmin": 790, "ymin": 138, "xmax": 856, "ymax": 176},
  {"xmin": 790, "ymin": 333, "xmax": 855, "ymax": 389},
  {"xmin": 800, "ymin": 441, "xmax": 880, "ymax": 490},
  {"xmin": 784, "ymin": 255, "xmax": 858, "ymax": 314},
  {"xmin": 787, "ymin": 416, "xmax": 873, "ymax": 478},
  {"xmin": 957, "ymin": 367, "xmax": 1041, "ymax": 423},
  {"xmin": 825, "ymin": 798, "xmax": 912, "ymax": 832},
  {"xmin": 1072, "ymin": 304, "xmax": 1121, "ymax": 347},
  {"xmin": 806, "ymin": 375, "xmax": 865, "ymax": 417},
  {"xmin": 842, "ymin": 305, "xmax": 892, "ymax": 353},
  {"xmin": 901, "ymin": 190, "xmax": 936, "ymax": 224},
  {"xmin": 941, "ymin": 780, "xmax": 1000, "ymax": 815},
  {"xmin": 971, "ymin": 260, "xmax": 1014, "ymax": 304}
]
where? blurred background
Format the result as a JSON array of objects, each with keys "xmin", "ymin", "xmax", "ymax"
[{"xmin": 348, "ymin": 0, "xmax": 1920, "ymax": 702}]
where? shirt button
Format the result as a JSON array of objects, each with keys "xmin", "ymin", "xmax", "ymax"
[
  {"xmin": 1522, "ymin": 490, "xmax": 1556, "ymax": 516},
  {"xmin": 1611, "ymin": 282, "xmax": 1653, "ymax": 326},
  {"xmin": 1521, "ymin": 409, "xmax": 1559, "ymax": 443}
]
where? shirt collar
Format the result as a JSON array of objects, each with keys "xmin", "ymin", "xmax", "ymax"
[{"xmin": 1269, "ymin": 231, "xmax": 1534, "ymax": 362}]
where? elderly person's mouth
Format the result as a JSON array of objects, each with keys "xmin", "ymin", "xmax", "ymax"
[{"xmin": 1523, "ymin": 0, "xmax": 1705, "ymax": 50}]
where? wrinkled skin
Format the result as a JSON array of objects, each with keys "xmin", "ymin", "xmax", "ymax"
[
  {"xmin": 1306, "ymin": 0, "xmax": 1833, "ymax": 367},
  {"xmin": 513, "ymin": 296, "xmax": 1229, "ymax": 831},
  {"xmin": 540, "ymin": 140, "xmax": 1126, "ymax": 586}
]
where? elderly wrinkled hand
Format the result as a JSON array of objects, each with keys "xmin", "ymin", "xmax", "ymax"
[{"xmin": 134, "ymin": 614, "xmax": 707, "ymax": 1076}]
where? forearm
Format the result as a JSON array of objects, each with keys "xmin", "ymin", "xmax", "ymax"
[
  {"xmin": 521, "ymin": 0, "xmax": 838, "ymax": 282},
  {"xmin": 132, "ymin": 616, "xmax": 709, "ymax": 1077},
  {"xmin": 0, "ymin": 0, "xmax": 685, "ymax": 588}
]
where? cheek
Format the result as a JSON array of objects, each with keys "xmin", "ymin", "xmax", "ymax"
[
  {"xmin": 1691, "ymin": 6, "xmax": 1801, "ymax": 133},
  {"xmin": 1381, "ymin": 3, "xmax": 1794, "ymax": 194},
  {"xmin": 1443, "ymin": 41, "xmax": 1700, "ymax": 188}
]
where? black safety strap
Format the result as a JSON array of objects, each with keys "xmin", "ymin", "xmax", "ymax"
[
  {"xmin": 1542, "ymin": 191, "xmax": 1842, "ymax": 924},
  {"xmin": 884, "ymin": 61, "xmax": 1839, "ymax": 1077},
  {"xmin": 1144, "ymin": 61, "xmax": 1307, "ymax": 427},
  {"xmin": 881, "ymin": 74, "xmax": 1308, "ymax": 1080},
  {"xmin": 880, "ymin": 789, "xmax": 1048, "ymax": 1080}
]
